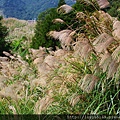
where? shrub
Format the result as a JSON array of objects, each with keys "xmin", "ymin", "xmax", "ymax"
[
  {"xmin": 10, "ymin": 36, "xmax": 32, "ymax": 63},
  {"xmin": 0, "ymin": 16, "xmax": 9, "ymax": 56}
]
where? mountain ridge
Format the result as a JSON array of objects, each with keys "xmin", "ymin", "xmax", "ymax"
[{"xmin": 0, "ymin": 0, "xmax": 76, "ymax": 20}]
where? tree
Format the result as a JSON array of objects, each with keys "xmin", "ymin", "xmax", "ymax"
[
  {"xmin": 58, "ymin": 0, "xmax": 66, "ymax": 7},
  {"xmin": 107, "ymin": 0, "xmax": 120, "ymax": 20},
  {"xmin": 0, "ymin": 16, "xmax": 9, "ymax": 56},
  {"xmin": 31, "ymin": 2, "xmax": 84, "ymax": 50},
  {"xmin": 73, "ymin": 0, "xmax": 98, "ymax": 12},
  {"xmin": 31, "ymin": 8, "xmax": 62, "ymax": 50}
]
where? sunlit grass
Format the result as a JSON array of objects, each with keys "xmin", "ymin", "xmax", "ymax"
[{"xmin": 0, "ymin": 1, "xmax": 119, "ymax": 115}]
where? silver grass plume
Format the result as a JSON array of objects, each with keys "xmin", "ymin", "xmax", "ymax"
[
  {"xmin": 57, "ymin": 4, "xmax": 73, "ymax": 14},
  {"xmin": 93, "ymin": 33, "xmax": 114, "ymax": 53},
  {"xmin": 112, "ymin": 45, "xmax": 120, "ymax": 63},
  {"xmin": 34, "ymin": 96, "xmax": 54, "ymax": 114},
  {"xmin": 107, "ymin": 60, "xmax": 119, "ymax": 79},
  {"xmin": 52, "ymin": 18, "xmax": 65, "ymax": 24},
  {"xmin": 99, "ymin": 51, "xmax": 112, "ymax": 72},
  {"xmin": 80, "ymin": 74, "xmax": 99, "ymax": 93}
]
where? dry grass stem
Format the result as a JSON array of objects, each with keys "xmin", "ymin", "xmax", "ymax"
[
  {"xmin": 112, "ymin": 45, "xmax": 120, "ymax": 62},
  {"xmin": 107, "ymin": 60, "xmax": 119, "ymax": 79},
  {"xmin": 80, "ymin": 74, "xmax": 99, "ymax": 93}
]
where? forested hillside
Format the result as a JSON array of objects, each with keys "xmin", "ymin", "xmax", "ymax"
[
  {"xmin": 0, "ymin": 0, "xmax": 76, "ymax": 20},
  {"xmin": 1, "ymin": 0, "xmax": 120, "ymax": 20}
]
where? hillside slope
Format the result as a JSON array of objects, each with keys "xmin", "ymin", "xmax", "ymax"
[
  {"xmin": 0, "ymin": 2, "xmax": 120, "ymax": 115},
  {"xmin": 0, "ymin": 0, "xmax": 76, "ymax": 20}
]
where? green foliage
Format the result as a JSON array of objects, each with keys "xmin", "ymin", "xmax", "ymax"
[
  {"xmin": 73, "ymin": 0, "xmax": 98, "ymax": 13},
  {"xmin": 107, "ymin": 0, "xmax": 120, "ymax": 20},
  {"xmin": 0, "ymin": 16, "xmax": 9, "ymax": 56},
  {"xmin": 11, "ymin": 36, "xmax": 31, "ymax": 63},
  {"xmin": 11, "ymin": 38, "xmax": 24, "ymax": 53},
  {"xmin": 31, "ymin": 8, "xmax": 62, "ymax": 50},
  {"xmin": 0, "ymin": 0, "xmax": 120, "ymax": 116},
  {"xmin": 31, "ymin": 2, "xmax": 87, "ymax": 50},
  {"xmin": 58, "ymin": 0, "xmax": 66, "ymax": 7},
  {"xmin": 45, "ymin": 53, "xmax": 120, "ymax": 114}
]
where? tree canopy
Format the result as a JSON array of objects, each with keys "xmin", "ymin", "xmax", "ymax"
[{"xmin": 58, "ymin": 0, "xmax": 66, "ymax": 7}]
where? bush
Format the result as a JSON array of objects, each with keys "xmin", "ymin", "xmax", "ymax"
[
  {"xmin": 0, "ymin": 16, "xmax": 9, "ymax": 56},
  {"xmin": 10, "ymin": 36, "xmax": 32, "ymax": 63}
]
